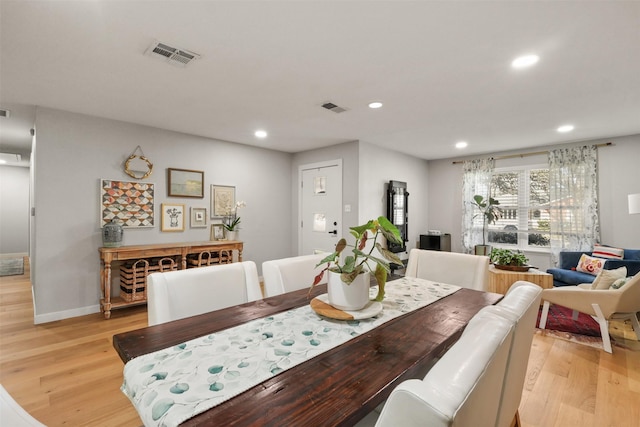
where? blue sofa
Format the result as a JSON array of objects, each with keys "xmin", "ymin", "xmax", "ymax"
[{"xmin": 547, "ymin": 249, "xmax": 640, "ymax": 287}]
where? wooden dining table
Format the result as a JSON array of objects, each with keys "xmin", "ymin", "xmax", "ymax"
[{"xmin": 113, "ymin": 283, "xmax": 502, "ymax": 426}]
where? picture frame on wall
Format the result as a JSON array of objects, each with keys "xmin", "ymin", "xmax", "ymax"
[
  {"xmin": 168, "ymin": 168, "xmax": 204, "ymax": 198},
  {"xmin": 211, "ymin": 185, "xmax": 235, "ymax": 218},
  {"xmin": 190, "ymin": 207, "xmax": 207, "ymax": 228},
  {"xmin": 210, "ymin": 223, "xmax": 226, "ymax": 241},
  {"xmin": 100, "ymin": 179, "xmax": 154, "ymax": 228},
  {"xmin": 161, "ymin": 203, "xmax": 185, "ymax": 232}
]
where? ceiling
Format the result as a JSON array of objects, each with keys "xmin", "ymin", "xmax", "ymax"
[{"xmin": 1, "ymin": 1, "xmax": 639, "ymax": 165}]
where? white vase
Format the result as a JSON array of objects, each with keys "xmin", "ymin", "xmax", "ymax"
[
  {"xmin": 226, "ymin": 230, "xmax": 238, "ymax": 241},
  {"xmin": 327, "ymin": 271, "xmax": 370, "ymax": 311}
]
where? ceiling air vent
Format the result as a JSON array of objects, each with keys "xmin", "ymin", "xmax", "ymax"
[
  {"xmin": 145, "ymin": 41, "xmax": 201, "ymax": 67},
  {"xmin": 0, "ymin": 109, "xmax": 10, "ymax": 118},
  {"xmin": 321, "ymin": 102, "xmax": 348, "ymax": 113}
]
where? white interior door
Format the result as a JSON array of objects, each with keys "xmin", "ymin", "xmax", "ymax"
[{"xmin": 300, "ymin": 161, "xmax": 342, "ymax": 255}]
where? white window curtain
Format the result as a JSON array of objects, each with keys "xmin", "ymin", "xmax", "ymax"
[
  {"xmin": 461, "ymin": 158, "xmax": 495, "ymax": 253},
  {"xmin": 548, "ymin": 145, "xmax": 600, "ymax": 264}
]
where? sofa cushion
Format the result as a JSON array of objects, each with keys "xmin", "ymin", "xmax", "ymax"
[
  {"xmin": 591, "ymin": 266, "xmax": 627, "ymax": 290},
  {"xmin": 592, "ymin": 244, "xmax": 624, "ymax": 260},
  {"xmin": 547, "ymin": 268, "xmax": 596, "ymax": 286},
  {"xmin": 576, "ymin": 254, "xmax": 605, "ymax": 276},
  {"xmin": 610, "ymin": 277, "xmax": 630, "ymax": 289},
  {"xmin": 623, "ymin": 249, "xmax": 640, "ymax": 261}
]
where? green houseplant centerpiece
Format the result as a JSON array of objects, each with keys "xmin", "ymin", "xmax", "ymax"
[
  {"xmin": 311, "ymin": 216, "xmax": 403, "ymax": 310},
  {"xmin": 490, "ymin": 248, "xmax": 530, "ymax": 272},
  {"xmin": 471, "ymin": 194, "xmax": 502, "ymax": 256}
]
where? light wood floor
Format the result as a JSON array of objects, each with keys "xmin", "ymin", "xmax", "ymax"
[{"xmin": 1, "ymin": 259, "xmax": 639, "ymax": 427}]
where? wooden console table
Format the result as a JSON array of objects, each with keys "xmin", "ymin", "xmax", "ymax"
[
  {"xmin": 488, "ymin": 264, "xmax": 553, "ymax": 295},
  {"xmin": 99, "ymin": 241, "xmax": 243, "ymax": 319}
]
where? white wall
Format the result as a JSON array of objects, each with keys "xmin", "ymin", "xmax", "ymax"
[
  {"xmin": 0, "ymin": 165, "xmax": 30, "ymax": 254},
  {"xmin": 33, "ymin": 108, "xmax": 292, "ymax": 322},
  {"xmin": 427, "ymin": 135, "xmax": 640, "ymax": 271}
]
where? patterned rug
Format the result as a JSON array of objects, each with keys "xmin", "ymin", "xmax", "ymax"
[
  {"xmin": 0, "ymin": 258, "xmax": 24, "ymax": 277},
  {"xmin": 536, "ymin": 304, "xmax": 640, "ymax": 351}
]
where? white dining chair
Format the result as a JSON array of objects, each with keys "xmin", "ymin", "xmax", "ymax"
[
  {"xmin": 0, "ymin": 384, "xmax": 46, "ymax": 426},
  {"xmin": 262, "ymin": 253, "xmax": 329, "ymax": 297},
  {"xmin": 146, "ymin": 261, "xmax": 262, "ymax": 326},
  {"xmin": 405, "ymin": 248, "xmax": 490, "ymax": 291},
  {"xmin": 471, "ymin": 281, "xmax": 542, "ymax": 427},
  {"xmin": 357, "ymin": 309, "xmax": 514, "ymax": 427}
]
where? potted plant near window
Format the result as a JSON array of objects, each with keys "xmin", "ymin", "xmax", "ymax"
[
  {"xmin": 471, "ymin": 194, "xmax": 502, "ymax": 256},
  {"xmin": 310, "ymin": 216, "xmax": 403, "ymax": 310},
  {"xmin": 490, "ymin": 248, "xmax": 530, "ymax": 272}
]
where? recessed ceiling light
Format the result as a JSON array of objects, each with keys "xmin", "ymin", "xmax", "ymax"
[
  {"xmin": 254, "ymin": 130, "xmax": 267, "ymax": 138},
  {"xmin": 0, "ymin": 159, "xmax": 6, "ymax": 164},
  {"xmin": 455, "ymin": 141, "xmax": 468, "ymax": 149},
  {"xmin": 511, "ymin": 55, "xmax": 539, "ymax": 69},
  {"xmin": 557, "ymin": 125, "xmax": 574, "ymax": 133},
  {"xmin": 368, "ymin": 102, "xmax": 383, "ymax": 109}
]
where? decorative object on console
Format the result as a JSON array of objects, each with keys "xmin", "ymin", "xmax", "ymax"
[
  {"xmin": 310, "ymin": 216, "xmax": 403, "ymax": 303},
  {"xmin": 123, "ymin": 145, "xmax": 153, "ymax": 180},
  {"xmin": 168, "ymin": 168, "xmax": 204, "ymax": 198},
  {"xmin": 102, "ymin": 219, "xmax": 123, "ymax": 247},
  {"xmin": 210, "ymin": 224, "xmax": 225, "ymax": 241},
  {"xmin": 100, "ymin": 179, "xmax": 154, "ymax": 228},
  {"xmin": 222, "ymin": 201, "xmax": 245, "ymax": 241},
  {"xmin": 190, "ymin": 207, "xmax": 207, "ymax": 228},
  {"xmin": 471, "ymin": 194, "xmax": 502, "ymax": 256},
  {"xmin": 161, "ymin": 203, "xmax": 185, "ymax": 232},
  {"xmin": 490, "ymin": 248, "xmax": 529, "ymax": 272}
]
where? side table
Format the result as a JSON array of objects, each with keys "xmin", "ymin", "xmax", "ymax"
[{"xmin": 488, "ymin": 265, "xmax": 553, "ymax": 295}]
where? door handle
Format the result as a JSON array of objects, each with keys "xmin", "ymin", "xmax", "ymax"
[{"xmin": 328, "ymin": 230, "xmax": 338, "ymax": 235}]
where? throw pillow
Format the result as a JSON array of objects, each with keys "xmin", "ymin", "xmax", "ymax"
[
  {"xmin": 610, "ymin": 277, "xmax": 629, "ymax": 289},
  {"xmin": 591, "ymin": 266, "xmax": 627, "ymax": 290},
  {"xmin": 576, "ymin": 254, "xmax": 605, "ymax": 276},
  {"xmin": 592, "ymin": 244, "xmax": 624, "ymax": 260}
]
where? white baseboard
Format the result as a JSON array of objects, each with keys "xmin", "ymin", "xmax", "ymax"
[{"xmin": 34, "ymin": 304, "xmax": 101, "ymax": 324}]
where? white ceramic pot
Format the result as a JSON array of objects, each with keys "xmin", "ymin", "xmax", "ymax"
[
  {"xmin": 226, "ymin": 230, "xmax": 238, "ymax": 241},
  {"xmin": 327, "ymin": 271, "xmax": 370, "ymax": 311}
]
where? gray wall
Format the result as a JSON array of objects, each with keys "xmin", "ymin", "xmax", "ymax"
[
  {"xmin": 32, "ymin": 108, "xmax": 292, "ymax": 323},
  {"xmin": 0, "ymin": 165, "xmax": 30, "ymax": 254},
  {"xmin": 358, "ymin": 141, "xmax": 429, "ymax": 261},
  {"xmin": 427, "ymin": 134, "xmax": 640, "ymax": 271},
  {"xmin": 24, "ymin": 106, "xmax": 640, "ymax": 323}
]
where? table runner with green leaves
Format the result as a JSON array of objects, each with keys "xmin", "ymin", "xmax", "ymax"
[{"xmin": 121, "ymin": 277, "xmax": 460, "ymax": 427}]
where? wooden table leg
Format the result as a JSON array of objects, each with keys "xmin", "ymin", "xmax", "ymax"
[{"xmin": 102, "ymin": 260, "xmax": 112, "ymax": 319}]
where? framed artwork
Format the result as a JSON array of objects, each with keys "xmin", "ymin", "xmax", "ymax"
[
  {"xmin": 210, "ymin": 224, "xmax": 226, "ymax": 241},
  {"xmin": 100, "ymin": 179, "xmax": 154, "ymax": 228},
  {"xmin": 211, "ymin": 185, "xmax": 235, "ymax": 218},
  {"xmin": 168, "ymin": 168, "xmax": 204, "ymax": 198},
  {"xmin": 161, "ymin": 203, "xmax": 185, "ymax": 232},
  {"xmin": 190, "ymin": 207, "xmax": 207, "ymax": 228}
]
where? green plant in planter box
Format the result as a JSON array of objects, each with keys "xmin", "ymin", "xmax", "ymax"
[
  {"xmin": 490, "ymin": 248, "xmax": 529, "ymax": 266},
  {"xmin": 310, "ymin": 216, "xmax": 404, "ymax": 301}
]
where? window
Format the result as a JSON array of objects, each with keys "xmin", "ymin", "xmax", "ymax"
[{"xmin": 487, "ymin": 166, "xmax": 550, "ymax": 250}]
